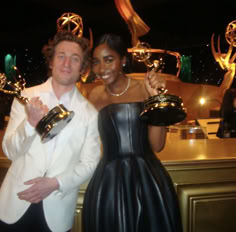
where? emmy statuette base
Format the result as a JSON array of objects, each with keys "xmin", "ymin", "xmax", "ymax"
[
  {"xmin": 140, "ymin": 94, "xmax": 187, "ymax": 126},
  {"xmin": 36, "ymin": 104, "xmax": 74, "ymax": 143}
]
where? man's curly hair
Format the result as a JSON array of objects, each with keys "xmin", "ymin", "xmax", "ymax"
[{"xmin": 42, "ymin": 30, "xmax": 91, "ymax": 78}]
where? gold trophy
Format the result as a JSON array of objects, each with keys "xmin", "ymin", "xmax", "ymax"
[
  {"xmin": 129, "ymin": 42, "xmax": 187, "ymax": 126},
  {"xmin": 114, "ymin": 0, "xmax": 186, "ymax": 126},
  {"xmin": 211, "ymin": 20, "xmax": 236, "ymax": 91},
  {"xmin": 0, "ymin": 69, "xmax": 74, "ymax": 143}
]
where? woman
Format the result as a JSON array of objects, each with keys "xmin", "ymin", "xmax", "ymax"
[{"xmin": 83, "ymin": 33, "xmax": 183, "ymax": 232}]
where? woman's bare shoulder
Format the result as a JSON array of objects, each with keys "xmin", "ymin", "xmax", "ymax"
[
  {"xmin": 89, "ymin": 84, "xmax": 105, "ymax": 95},
  {"xmin": 88, "ymin": 84, "xmax": 111, "ymax": 110},
  {"xmin": 130, "ymin": 77, "xmax": 144, "ymax": 87},
  {"xmin": 88, "ymin": 85, "xmax": 106, "ymax": 101},
  {"xmin": 129, "ymin": 78, "xmax": 148, "ymax": 98}
]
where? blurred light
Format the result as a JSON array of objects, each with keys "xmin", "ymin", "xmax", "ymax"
[
  {"xmin": 199, "ymin": 97, "xmax": 222, "ymax": 106},
  {"xmin": 199, "ymin": 97, "xmax": 206, "ymax": 105}
]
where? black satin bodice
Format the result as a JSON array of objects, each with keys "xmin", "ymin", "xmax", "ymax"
[{"xmin": 98, "ymin": 102, "xmax": 153, "ymax": 160}]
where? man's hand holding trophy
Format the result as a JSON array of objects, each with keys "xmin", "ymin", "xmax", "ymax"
[{"xmin": 0, "ymin": 67, "xmax": 74, "ymax": 143}]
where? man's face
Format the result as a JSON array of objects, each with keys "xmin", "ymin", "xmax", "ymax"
[{"xmin": 51, "ymin": 41, "xmax": 84, "ymax": 88}]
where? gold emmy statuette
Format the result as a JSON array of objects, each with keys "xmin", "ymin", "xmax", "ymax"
[
  {"xmin": 114, "ymin": 0, "xmax": 186, "ymax": 125},
  {"xmin": 0, "ymin": 71, "xmax": 74, "ymax": 143},
  {"xmin": 57, "ymin": 12, "xmax": 83, "ymax": 38},
  {"xmin": 131, "ymin": 42, "xmax": 187, "ymax": 126},
  {"xmin": 211, "ymin": 20, "xmax": 236, "ymax": 91}
]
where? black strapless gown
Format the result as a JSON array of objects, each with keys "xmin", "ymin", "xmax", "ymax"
[{"xmin": 82, "ymin": 103, "xmax": 183, "ymax": 232}]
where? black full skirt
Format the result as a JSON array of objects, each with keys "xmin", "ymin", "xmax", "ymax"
[{"xmin": 83, "ymin": 103, "xmax": 183, "ymax": 232}]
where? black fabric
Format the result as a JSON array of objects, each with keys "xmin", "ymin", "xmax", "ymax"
[
  {"xmin": 216, "ymin": 119, "xmax": 226, "ymax": 138},
  {"xmin": 0, "ymin": 202, "xmax": 52, "ymax": 232},
  {"xmin": 82, "ymin": 102, "xmax": 183, "ymax": 232},
  {"xmin": 0, "ymin": 201, "xmax": 72, "ymax": 232},
  {"xmin": 217, "ymin": 88, "xmax": 236, "ymax": 138}
]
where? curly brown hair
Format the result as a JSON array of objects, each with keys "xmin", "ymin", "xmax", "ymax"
[{"xmin": 42, "ymin": 31, "xmax": 91, "ymax": 78}]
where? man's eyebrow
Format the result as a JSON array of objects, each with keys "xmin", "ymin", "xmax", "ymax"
[
  {"xmin": 72, "ymin": 53, "xmax": 81, "ymax": 57},
  {"xmin": 56, "ymin": 52, "xmax": 82, "ymax": 58}
]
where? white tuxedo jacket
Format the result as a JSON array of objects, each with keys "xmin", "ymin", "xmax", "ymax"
[{"xmin": 0, "ymin": 78, "xmax": 101, "ymax": 232}]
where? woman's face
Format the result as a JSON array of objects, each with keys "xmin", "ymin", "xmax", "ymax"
[{"xmin": 92, "ymin": 43, "xmax": 125, "ymax": 85}]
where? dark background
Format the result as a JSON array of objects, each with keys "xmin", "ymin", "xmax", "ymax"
[{"xmin": 0, "ymin": 0, "xmax": 235, "ymax": 86}]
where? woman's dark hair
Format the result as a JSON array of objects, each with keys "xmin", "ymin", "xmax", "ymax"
[
  {"xmin": 93, "ymin": 33, "xmax": 132, "ymax": 73},
  {"xmin": 42, "ymin": 30, "xmax": 91, "ymax": 77}
]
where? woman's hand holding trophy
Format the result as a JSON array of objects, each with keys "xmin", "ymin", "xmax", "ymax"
[
  {"xmin": 130, "ymin": 42, "xmax": 187, "ymax": 126},
  {"xmin": 144, "ymin": 69, "xmax": 166, "ymax": 97}
]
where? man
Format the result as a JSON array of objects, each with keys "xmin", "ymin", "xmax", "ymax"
[{"xmin": 0, "ymin": 31, "xmax": 101, "ymax": 232}]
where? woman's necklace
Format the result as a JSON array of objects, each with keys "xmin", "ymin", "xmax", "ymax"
[{"xmin": 106, "ymin": 78, "xmax": 130, "ymax": 97}]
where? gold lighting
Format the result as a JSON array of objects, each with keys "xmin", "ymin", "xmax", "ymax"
[{"xmin": 199, "ymin": 98, "xmax": 206, "ymax": 105}]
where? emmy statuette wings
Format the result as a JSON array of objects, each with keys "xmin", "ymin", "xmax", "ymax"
[{"xmin": 211, "ymin": 20, "xmax": 236, "ymax": 92}]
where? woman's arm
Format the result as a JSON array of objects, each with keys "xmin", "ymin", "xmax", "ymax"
[
  {"xmin": 148, "ymin": 125, "xmax": 167, "ymax": 152},
  {"xmin": 144, "ymin": 70, "xmax": 167, "ymax": 152}
]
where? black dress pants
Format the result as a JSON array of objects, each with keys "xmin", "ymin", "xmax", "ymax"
[{"xmin": 0, "ymin": 201, "xmax": 71, "ymax": 232}]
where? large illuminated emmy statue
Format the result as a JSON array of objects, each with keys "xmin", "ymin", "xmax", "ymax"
[
  {"xmin": 0, "ymin": 67, "xmax": 74, "ymax": 143},
  {"xmin": 114, "ymin": 0, "xmax": 186, "ymax": 126},
  {"xmin": 211, "ymin": 20, "xmax": 236, "ymax": 92}
]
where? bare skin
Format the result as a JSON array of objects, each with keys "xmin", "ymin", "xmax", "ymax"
[{"xmin": 89, "ymin": 43, "xmax": 167, "ymax": 152}]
